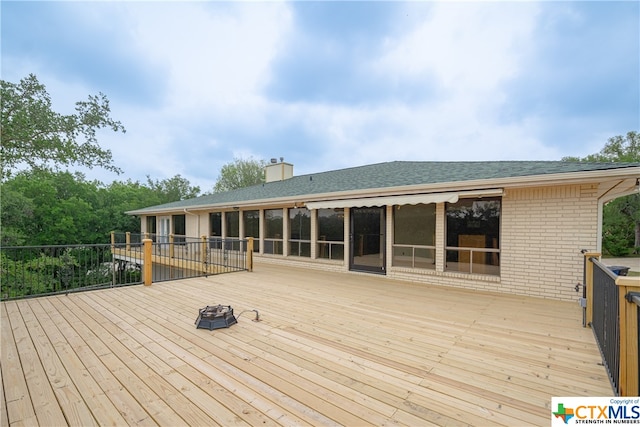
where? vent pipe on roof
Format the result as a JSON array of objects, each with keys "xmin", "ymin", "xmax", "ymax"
[{"xmin": 264, "ymin": 158, "xmax": 293, "ymax": 183}]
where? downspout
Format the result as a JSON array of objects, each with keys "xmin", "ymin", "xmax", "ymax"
[{"xmin": 184, "ymin": 208, "xmax": 200, "ymax": 238}]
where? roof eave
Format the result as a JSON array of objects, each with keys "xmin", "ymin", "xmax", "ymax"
[{"xmin": 126, "ymin": 166, "xmax": 640, "ymax": 215}]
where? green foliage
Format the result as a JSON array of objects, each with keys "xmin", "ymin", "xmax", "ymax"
[
  {"xmin": 213, "ymin": 157, "xmax": 266, "ymax": 193},
  {"xmin": 0, "ymin": 170, "xmax": 202, "ymax": 246},
  {"xmin": 146, "ymin": 174, "xmax": 201, "ymax": 203},
  {"xmin": 602, "ymin": 195, "xmax": 640, "ymax": 256},
  {"xmin": 564, "ymin": 131, "xmax": 640, "ymax": 255},
  {"xmin": 0, "ymin": 250, "xmax": 76, "ymax": 297},
  {"xmin": 0, "ymin": 247, "xmax": 142, "ymax": 299},
  {"xmin": 0, "ymin": 187, "xmax": 35, "ymax": 245},
  {"xmin": 562, "ymin": 131, "xmax": 639, "ymax": 162},
  {"xmin": 1, "ymin": 74, "xmax": 125, "ymax": 180}
]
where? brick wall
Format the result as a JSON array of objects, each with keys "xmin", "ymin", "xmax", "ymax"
[{"xmin": 500, "ymin": 184, "xmax": 599, "ymax": 301}]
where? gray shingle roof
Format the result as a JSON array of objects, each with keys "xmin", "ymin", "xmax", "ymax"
[{"xmin": 128, "ymin": 161, "xmax": 640, "ymax": 214}]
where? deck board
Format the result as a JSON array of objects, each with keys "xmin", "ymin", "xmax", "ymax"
[{"xmin": 1, "ymin": 263, "xmax": 612, "ymax": 426}]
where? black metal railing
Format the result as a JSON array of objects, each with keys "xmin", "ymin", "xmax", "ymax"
[
  {"xmin": 110, "ymin": 233, "xmax": 249, "ymax": 284},
  {"xmin": 1, "ymin": 244, "xmax": 143, "ymax": 300},
  {"xmin": 590, "ymin": 257, "xmax": 621, "ymax": 394},
  {"xmin": 148, "ymin": 237, "xmax": 248, "ymax": 283}
]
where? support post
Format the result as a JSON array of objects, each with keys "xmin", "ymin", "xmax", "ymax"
[
  {"xmin": 169, "ymin": 234, "xmax": 175, "ymax": 259},
  {"xmin": 143, "ymin": 238, "xmax": 152, "ymax": 286},
  {"xmin": 247, "ymin": 238, "xmax": 254, "ymax": 272},
  {"xmin": 584, "ymin": 252, "xmax": 600, "ymax": 326},
  {"xmin": 126, "ymin": 232, "xmax": 131, "ymax": 252},
  {"xmin": 201, "ymin": 236, "xmax": 207, "ymax": 273},
  {"xmin": 617, "ymin": 276, "xmax": 640, "ymax": 396}
]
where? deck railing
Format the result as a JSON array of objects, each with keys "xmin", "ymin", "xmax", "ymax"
[
  {"xmin": 0, "ymin": 243, "xmax": 142, "ymax": 300},
  {"xmin": 111, "ymin": 232, "xmax": 253, "ymax": 284},
  {"xmin": 584, "ymin": 252, "xmax": 640, "ymax": 396}
]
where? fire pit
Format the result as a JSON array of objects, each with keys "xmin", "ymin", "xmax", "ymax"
[{"xmin": 195, "ymin": 305, "xmax": 238, "ymax": 330}]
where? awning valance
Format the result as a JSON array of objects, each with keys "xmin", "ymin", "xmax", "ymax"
[{"xmin": 304, "ymin": 189, "xmax": 502, "ymax": 210}]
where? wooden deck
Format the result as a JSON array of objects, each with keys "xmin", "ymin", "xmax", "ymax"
[{"xmin": 1, "ymin": 263, "xmax": 612, "ymax": 426}]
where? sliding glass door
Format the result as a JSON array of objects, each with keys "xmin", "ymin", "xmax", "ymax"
[{"xmin": 350, "ymin": 207, "xmax": 386, "ymax": 274}]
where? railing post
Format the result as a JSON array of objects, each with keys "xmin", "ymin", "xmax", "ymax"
[
  {"xmin": 126, "ymin": 232, "xmax": 131, "ymax": 252},
  {"xmin": 169, "ymin": 234, "xmax": 175, "ymax": 259},
  {"xmin": 247, "ymin": 238, "xmax": 254, "ymax": 272},
  {"xmin": 617, "ymin": 276, "xmax": 640, "ymax": 396},
  {"xmin": 584, "ymin": 252, "xmax": 600, "ymax": 326},
  {"xmin": 201, "ymin": 236, "xmax": 207, "ymax": 272},
  {"xmin": 143, "ymin": 238, "xmax": 153, "ymax": 286}
]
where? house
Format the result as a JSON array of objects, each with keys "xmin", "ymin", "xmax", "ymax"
[{"xmin": 127, "ymin": 160, "xmax": 640, "ymax": 301}]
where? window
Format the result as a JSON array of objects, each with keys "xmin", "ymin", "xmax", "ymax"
[
  {"xmin": 317, "ymin": 208, "xmax": 344, "ymax": 260},
  {"xmin": 264, "ymin": 209, "xmax": 283, "ymax": 255},
  {"xmin": 225, "ymin": 211, "xmax": 240, "ymax": 250},
  {"xmin": 172, "ymin": 214, "xmax": 186, "ymax": 243},
  {"xmin": 243, "ymin": 210, "xmax": 260, "ymax": 252},
  {"xmin": 446, "ymin": 197, "xmax": 500, "ymax": 275},
  {"xmin": 146, "ymin": 216, "xmax": 157, "ymax": 241},
  {"xmin": 210, "ymin": 212, "xmax": 222, "ymax": 248},
  {"xmin": 393, "ymin": 204, "xmax": 435, "ymax": 269},
  {"xmin": 289, "ymin": 208, "xmax": 311, "ymax": 257}
]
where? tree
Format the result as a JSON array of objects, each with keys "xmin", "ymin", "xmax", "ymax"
[
  {"xmin": 1, "ymin": 74, "xmax": 125, "ymax": 179},
  {"xmin": 0, "ymin": 170, "xmax": 203, "ymax": 246},
  {"xmin": 145, "ymin": 174, "xmax": 201, "ymax": 203},
  {"xmin": 213, "ymin": 157, "xmax": 266, "ymax": 193},
  {"xmin": 0, "ymin": 188, "xmax": 35, "ymax": 246},
  {"xmin": 2, "ymin": 170, "xmax": 101, "ymax": 245},
  {"xmin": 563, "ymin": 131, "xmax": 640, "ymax": 255},
  {"xmin": 562, "ymin": 131, "xmax": 639, "ymax": 163}
]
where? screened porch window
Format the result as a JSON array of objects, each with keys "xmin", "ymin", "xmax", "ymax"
[
  {"xmin": 146, "ymin": 216, "xmax": 157, "ymax": 241},
  {"xmin": 243, "ymin": 210, "xmax": 260, "ymax": 252},
  {"xmin": 317, "ymin": 208, "xmax": 344, "ymax": 260},
  {"xmin": 225, "ymin": 211, "xmax": 240, "ymax": 250},
  {"xmin": 209, "ymin": 212, "xmax": 222, "ymax": 249},
  {"xmin": 172, "ymin": 214, "xmax": 186, "ymax": 244},
  {"xmin": 264, "ymin": 209, "xmax": 283, "ymax": 255},
  {"xmin": 289, "ymin": 208, "xmax": 311, "ymax": 257},
  {"xmin": 392, "ymin": 204, "xmax": 436, "ymax": 269},
  {"xmin": 445, "ymin": 197, "xmax": 501, "ymax": 275}
]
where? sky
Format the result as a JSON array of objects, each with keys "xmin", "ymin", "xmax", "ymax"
[{"xmin": 2, "ymin": 1, "xmax": 639, "ymax": 192}]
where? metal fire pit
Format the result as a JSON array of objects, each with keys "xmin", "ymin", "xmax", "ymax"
[{"xmin": 195, "ymin": 305, "xmax": 237, "ymax": 330}]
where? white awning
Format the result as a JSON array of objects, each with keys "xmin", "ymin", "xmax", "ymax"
[{"xmin": 304, "ymin": 189, "xmax": 503, "ymax": 210}]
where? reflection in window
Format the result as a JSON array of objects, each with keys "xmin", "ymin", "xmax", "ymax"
[
  {"xmin": 445, "ymin": 198, "xmax": 501, "ymax": 275},
  {"xmin": 209, "ymin": 212, "xmax": 222, "ymax": 249},
  {"xmin": 172, "ymin": 214, "xmax": 186, "ymax": 244},
  {"xmin": 225, "ymin": 211, "xmax": 240, "ymax": 250},
  {"xmin": 243, "ymin": 210, "xmax": 260, "ymax": 252},
  {"xmin": 392, "ymin": 204, "xmax": 435, "ymax": 269},
  {"xmin": 289, "ymin": 208, "xmax": 311, "ymax": 257},
  {"xmin": 146, "ymin": 216, "xmax": 157, "ymax": 241},
  {"xmin": 264, "ymin": 209, "xmax": 283, "ymax": 255},
  {"xmin": 317, "ymin": 209, "xmax": 344, "ymax": 260}
]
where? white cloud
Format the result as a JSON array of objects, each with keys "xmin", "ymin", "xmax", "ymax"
[
  {"xmin": 375, "ymin": 2, "xmax": 539, "ymax": 96},
  {"xmin": 125, "ymin": 2, "xmax": 292, "ymax": 111},
  {"xmin": 260, "ymin": 2, "xmax": 551, "ymax": 173}
]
